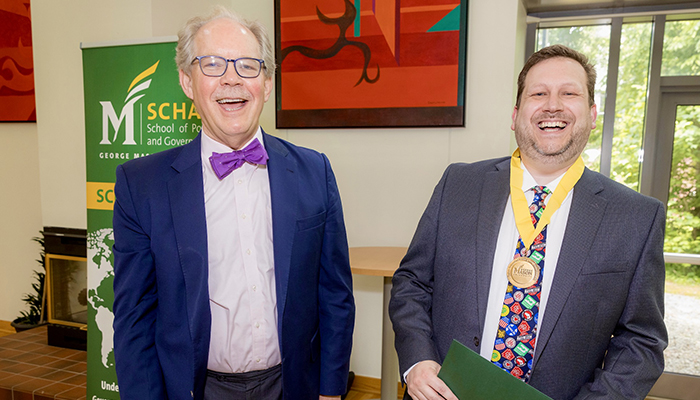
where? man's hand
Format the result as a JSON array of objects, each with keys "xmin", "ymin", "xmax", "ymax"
[
  {"xmin": 319, "ymin": 396, "xmax": 340, "ymax": 400},
  {"xmin": 406, "ymin": 360, "xmax": 458, "ymax": 400}
]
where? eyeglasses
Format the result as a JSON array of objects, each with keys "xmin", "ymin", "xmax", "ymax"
[{"xmin": 192, "ymin": 55, "xmax": 265, "ymax": 78}]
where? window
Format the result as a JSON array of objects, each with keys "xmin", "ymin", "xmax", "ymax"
[
  {"xmin": 530, "ymin": 9, "xmax": 700, "ymax": 400},
  {"xmin": 610, "ymin": 22, "xmax": 652, "ymax": 191},
  {"xmin": 662, "ymin": 19, "xmax": 700, "ymax": 76}
]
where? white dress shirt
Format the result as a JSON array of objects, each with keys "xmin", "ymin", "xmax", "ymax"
[
  {"xmin": 201, "ymin": 129, "xmax": 281, "ymax": 373},
  {"xmin": 479, "ymin": 165, "xmax": 573, "ymax": 361}
]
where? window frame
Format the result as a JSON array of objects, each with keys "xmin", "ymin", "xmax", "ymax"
[{"xmin": 525, "ymin": 6, "xmax": 700, "ymax": 400}]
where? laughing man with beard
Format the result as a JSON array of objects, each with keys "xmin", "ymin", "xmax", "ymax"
[{"xmin": 389, "ymin": 44, "xmax": 667, "ymax": 400}]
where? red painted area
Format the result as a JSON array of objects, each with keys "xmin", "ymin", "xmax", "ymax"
[
  {"xmin": 402, "ymin": 0, "xmax": 459, "ymax": 6},
  {"xmin": 281, "ymin": 65, "xmax": 458, "ymax": 109},
  {"xmin": 402, "ymin": 8, "xmax": 456, "ymax": 33},
  {"xmin": 281, "ymin": 30, "xmax": 459, "ymax": 71},
  {"xmin": 278, "ymin": 0, "xmax": 462, "ymax": 117},
  {"xmin": 375, "ymin": 0, "xmax": 397, "ymax": 55},
  {"xmin": 280, "ymin": 0, "xmax": 348, "ymax": 19},
  {"xmin": 0, "ymin": 0, "xmax": 36, "ymax": 121}
]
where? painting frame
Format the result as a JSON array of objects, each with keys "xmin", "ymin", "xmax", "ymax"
[{"xmin": 275, "ymin": 0, "xmax": 468, "ymax": 128}]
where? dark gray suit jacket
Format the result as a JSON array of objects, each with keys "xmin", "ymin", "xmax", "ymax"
[{"xmin": 389, "ymin": 157, "xmax": 667, "ymax": 400}]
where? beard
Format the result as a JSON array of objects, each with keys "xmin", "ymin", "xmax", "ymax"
[{"xmin": 513, "ymin": 112, "xmax": 591, "ymax": 168}]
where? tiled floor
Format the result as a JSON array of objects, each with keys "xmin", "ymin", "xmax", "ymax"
[{"xmin": 0, "ymin": 325, "xmax": 86, "ymax": 400}]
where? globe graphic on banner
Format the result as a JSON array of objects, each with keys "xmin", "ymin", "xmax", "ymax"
[{"xmin": 87, "ymin": 228, "xmax": 116, "ymax": 369}]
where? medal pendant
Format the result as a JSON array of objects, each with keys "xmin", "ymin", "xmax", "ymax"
[{"xmin": 507, "ymin": 257, "xmax": 540, "ymax": 288}]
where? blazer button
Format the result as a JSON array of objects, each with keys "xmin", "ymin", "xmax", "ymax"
[{"xmin": 473, "ymin": 337, "xmax": 480, "ymax": 347}]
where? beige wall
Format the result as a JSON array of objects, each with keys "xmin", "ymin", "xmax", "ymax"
[
  {"xmin": 0, "ymin": 0, "xmax": 527, "ymax": 379},
  {"xmin": 0, "ymin": 122, "xmax": 43, "ymax": 323}
]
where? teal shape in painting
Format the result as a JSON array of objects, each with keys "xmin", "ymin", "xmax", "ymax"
[{"xmin": 428, "ymin": 5, "xmax": 461, "ymax": 32}]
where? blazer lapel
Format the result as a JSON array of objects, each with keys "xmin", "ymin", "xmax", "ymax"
[
  {"xmin": 476, "ymin": 158, "xmax": 511, "ymax": 335},
  {"xmin": 167, "ymin": 134, "xmax": 210, "ymax": 343},
  {"xmin": 532, "ymin": 169, "xmax": 606, "ymax": 368},
  {"xmin": 263, "ymin": 131, "xmax": 297, "ymax": 334}
]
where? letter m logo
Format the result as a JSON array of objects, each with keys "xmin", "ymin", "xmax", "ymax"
[
  {"xmin": 100, "ymin": 101, "xmax": 138, "ymax": 145},
  {"xmin": 99, "ymin": 61, "xmax": 159, "ymax": 145}
]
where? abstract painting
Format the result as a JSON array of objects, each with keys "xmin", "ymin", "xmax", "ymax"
[
  {"xmin": 0, "ymin": 0, "xmax": 35, "ymax": 122},
  {"xmin": 276, "ymin": 0, "xmax": 467, "ymax": 128}
]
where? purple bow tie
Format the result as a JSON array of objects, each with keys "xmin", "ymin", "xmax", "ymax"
[{"xmin": 209, "ymin": 138, "xmax": 269, "ymax": 180}]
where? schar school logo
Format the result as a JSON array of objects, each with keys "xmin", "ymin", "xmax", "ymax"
[{"xmin": 99, "ymin": 61, "xmax": 159, "ymax": 145}]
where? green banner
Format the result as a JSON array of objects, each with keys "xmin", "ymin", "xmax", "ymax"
[{"xmin": 83, "ymin": 39, "xmax": 200, "ymax": 399}]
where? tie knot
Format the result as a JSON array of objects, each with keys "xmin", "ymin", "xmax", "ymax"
[
  {"xmin": 532, "ymin": 185, "xmax": 549, "ymax": 194},
  {"xmin": 532, "ymin": 185, "xmax": 550, "ymax": 201}
]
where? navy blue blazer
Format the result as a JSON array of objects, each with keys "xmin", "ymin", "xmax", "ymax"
[
  {"xmin": 390, "ymin": 157, "xmax": 667, "ymax": 400},
  {"xmin": 112, "ymin": 131, "xmax": 355, "ymax": 399}
]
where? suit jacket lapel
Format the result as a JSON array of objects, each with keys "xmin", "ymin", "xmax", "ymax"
[
  {"xmin": 167, "ymin": 134, "xmax": 210, "ymax": 347},
  {"xmin": 533, "ymin": 168, "xmax": 606, "ymax": 368},
  {"xmin": 263, "ymin": 131, "xmax": 297, "ymax": 333},
  {"xmin": 476, "ymin": 158, "xmax": 511, "ymax": 335}
]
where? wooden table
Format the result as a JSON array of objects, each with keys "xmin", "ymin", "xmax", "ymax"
[{"xmin": 349, "ymin": 246, "xmax": 407, "ymax": 400}]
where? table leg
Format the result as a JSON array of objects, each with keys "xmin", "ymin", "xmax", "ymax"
[{"xmin": 380, "ymin": 276, "xmax": 399, "ymax": 400}]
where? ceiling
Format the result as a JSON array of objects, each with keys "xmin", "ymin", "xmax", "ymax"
[{"xmin": 522, "ymin": 0, "xmax": 700, "ymax": 13}]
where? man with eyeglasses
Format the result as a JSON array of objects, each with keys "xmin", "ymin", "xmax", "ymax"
[{"xmin": 112, "ymin": 6, "xmax": 355, "ymax": 400}]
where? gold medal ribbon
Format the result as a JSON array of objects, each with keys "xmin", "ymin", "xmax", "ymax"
[{"xmin": 510, "ymin": 149, "xmax": 584, "ymax": 249}]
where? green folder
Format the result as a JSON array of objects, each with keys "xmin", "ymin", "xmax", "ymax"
[{"xmin": 437, "ymin": 339, "xmax": 552, "ymax": 399}]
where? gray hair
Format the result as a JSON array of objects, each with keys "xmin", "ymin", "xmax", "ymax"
[{"xmin": 175, "ymin": 5, "xmax": 276, "ymax": 78}]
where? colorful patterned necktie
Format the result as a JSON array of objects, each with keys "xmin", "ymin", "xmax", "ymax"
[
  {"xmin": 209, "ymin": 138, "xmax": 269, "ymax": 180},
  {"xmin": 492, "ymin": 185, "xmax": 550, "ymax": 383}
]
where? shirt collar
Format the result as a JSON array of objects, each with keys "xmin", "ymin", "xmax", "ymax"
[{"xmin": 520, "ymin": 163, "xmax": 565, "ymax": 193}]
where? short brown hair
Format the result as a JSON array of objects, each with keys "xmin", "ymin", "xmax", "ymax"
[
  {"xmin": 175, "ymin": 6, "xmax": 276, "ymax": 79},
  {"xmin": 516, "ymin": 44, "xmax": 596, "ymax": 107}
]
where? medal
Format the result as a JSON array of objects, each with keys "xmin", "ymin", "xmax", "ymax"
[
  {"xmin": 506, "ymin": 150, "xmax": 584, "ymax": 289},
  {"xmin": 507, "ymin": 257, "xmax": 540, "ymax": 288}
]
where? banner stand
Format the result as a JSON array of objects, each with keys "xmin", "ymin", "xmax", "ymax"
[{"xmin": 83, "ymin": 38, "xmax": 200, "ymax": 399}]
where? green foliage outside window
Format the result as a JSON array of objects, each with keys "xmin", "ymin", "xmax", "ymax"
[
  {"xmin": 662, "ymin": 20, "xmax": 700, "ymax": 285},
  {"xmin": 662, "ymin": 20, "xmax": 700, "ymax": 76},
  {"xmin": 609, "ymin": 23, "xmax": 651, "ymax": 191},
  {"xmin": 666, "ymin": 105, "xmax": 700, "ymax": 284}
]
